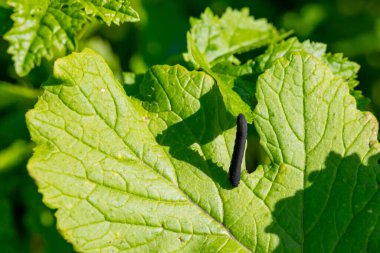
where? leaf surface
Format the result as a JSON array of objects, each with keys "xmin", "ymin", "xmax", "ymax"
[
  {"xmin": 255, "ymin": 38, "xmax": 360, "ymax": 85},
  {"xmin": 27, "ymin": 49, "xmax": 251, "ymax": 252},
  {"xmin": 4, "ymin": 0, "xmax": 139, "ymax": 76},
  {"xmin": 184, "ymin": 8, "xmax": 280, "ymax": 69},
  {"xmin": 80, "ymin": 0, "xmax": 139, "ymax": 25},
  {"xmin": 254, "ymin": 37, "xmax": 369, "ymax": 109},
  {"xmin": 4, "ymin": 0, "xmax": 87, "ymax": 76},
  {"xmin": 183, "ymin": 8, "xmax": 282, "ymax": 123},
  {"xmin": 254, "ymin": 52, "xmax": 380, "ymax": 252},
  {"xmin": 209, "ymin": 60, "xmax": 256, "ymax": 123},
  {"xmin": 27, "ymin": 49, "xmax": 380, "ymax": 252}
]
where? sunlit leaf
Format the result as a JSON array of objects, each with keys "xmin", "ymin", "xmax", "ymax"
[{"xmin": 27, "ymin": 49, "xmax": 380, "ymax": 252}]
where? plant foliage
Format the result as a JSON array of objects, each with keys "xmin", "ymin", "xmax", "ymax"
[
  {"xmin": 4, "ymin": 0, "xmax": 139, "ymax": 76},
  {"xmin": 25, "ymin": 7, "xmax": 380, "ymax": 252}
]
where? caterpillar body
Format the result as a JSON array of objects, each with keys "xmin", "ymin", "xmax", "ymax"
[{"xmin": 229, "ymin": 114, "xmax": 247, "ymax": 187}]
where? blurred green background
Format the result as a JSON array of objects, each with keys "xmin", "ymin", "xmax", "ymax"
[{"xmin": 0, "ymin": 0, "xmax": 379, "ymax": 252}]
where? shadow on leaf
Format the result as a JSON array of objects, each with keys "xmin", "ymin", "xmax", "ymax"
[
  {"xmin": 133, "ymin": 81, "xmax": 237, "ymax": 189},
  {"xmin": 155, "ymin": 85, "xmax": 237, "ymax": 189},
  {"xmin": 266, "ymin": 152, "xmax": 380, "ymax": 252}
]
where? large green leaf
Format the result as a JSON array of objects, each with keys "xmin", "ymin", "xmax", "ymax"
[
  {"xmin": 27, "ymin": 49, "xmax": 380, "ymax": 252},
  {"xmin": 254, "ymin": 52, "xmax": 380, "ymax": 252},
  {"xmin": 27, "ymin": 49, "xmax": 249, "ymax": 252}
]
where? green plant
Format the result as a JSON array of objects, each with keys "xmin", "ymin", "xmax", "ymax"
[
  {"xmin": 1, "ymin": 1, "xmax": 380, "ymax": 252},
  {"xmin": 3, "ymin": 0, "xmax": 139, "ymax": 77}
]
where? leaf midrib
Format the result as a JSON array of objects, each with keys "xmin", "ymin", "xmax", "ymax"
[
  {"xmin": 57, "ymin": 61, "xmax": 254, "ymax": 251},
  {"xmin": 149, "ymin": 67, "xmax": 253, "ymax": 251}
]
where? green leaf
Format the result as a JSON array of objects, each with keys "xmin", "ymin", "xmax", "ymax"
[
  {"xmin": 255, "ymin": 37, "xmax": 369, "ymax": 108},
  {"xmin": 27, "ymin": 49, "xmax": 380, "ymax": 252},
  {"xmin": 27, "ymin": 49, "xmax": 250, "ymax": 251},
  {"xmin": 254, "ymin": 52, "xmax": 380, "ymax": 252},
  {"xmin": 351, "ymin": 89, "xmax": 371, "ymax": 111},
  {"xmin": 184, "ymin": 7, "xmax": 281, "ymax": 69},
  {"xmin": 79, "ymin": 36, "xmax": 122, "ymax": 80},
  {"xmin": 183, "ymin": 7, "xmax": 283, "ymax": 123},
  {"xmin": 323, "ymin": 52, "xmax": 360, "ymax": 89},
  {"xmin": 209, "ymin": 60, "xmax": 256, "ymax": 123},
  {"xmin": 255, "ymin": 37, "xmax": 360, "ymax": 80},
  {"xmin": 4, "ymin": 0, "xmax": 139, "ymax": 76},
  {"xmin": 80, "ymin": 0, "xmax": 139, "ymax": 26},
  {"xmin": 4, "ymin": 0, "xmax": 87, "ymax": 76}
]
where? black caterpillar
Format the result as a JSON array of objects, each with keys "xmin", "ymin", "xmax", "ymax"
[{"xmin": 229, "ymin": 114, "xmax": 247, "ymax": 187}]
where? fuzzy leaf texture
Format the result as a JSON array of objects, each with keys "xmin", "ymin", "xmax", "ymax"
[
  {"xmin": 4, "ymin": 0, "xmax": 139, "ymax": 76},
  {"xmin": 27, "ymin": 49, "xmax": 380, "ymax": 252}
]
